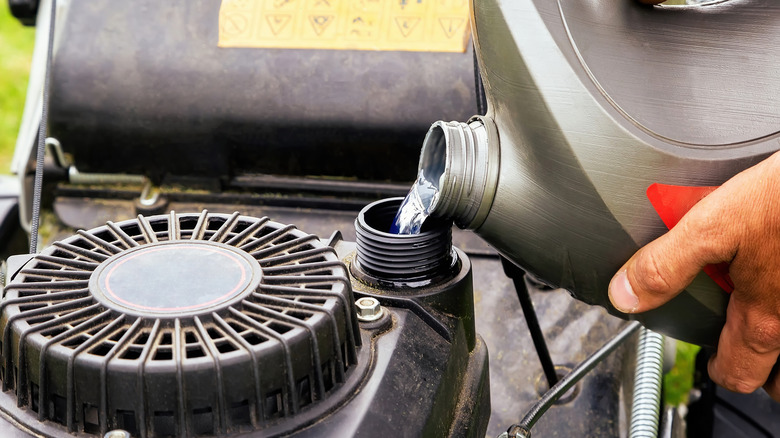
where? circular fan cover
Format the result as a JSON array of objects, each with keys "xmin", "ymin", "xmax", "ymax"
[{"xmin": 0, "ymin": 211, "xmax": 360, "ymax": 436}]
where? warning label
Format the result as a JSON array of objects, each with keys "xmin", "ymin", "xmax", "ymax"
[{"xmin": 218, "ymin": 0, "xmax": 470, "ymax": 52}]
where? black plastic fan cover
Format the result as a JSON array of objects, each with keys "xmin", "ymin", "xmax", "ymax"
[{"xmin": 0, "ymin": 211, "xmax": 360, "ymax": 436}]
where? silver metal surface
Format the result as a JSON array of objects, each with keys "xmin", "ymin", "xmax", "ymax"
[
  {"xmin": 44, "ymin": 137, "xmax": 70, "ymax": 168},
  {"xmin": 67, "ymin": 167, "xmax": 146, "ymax": 185},
  {"xmin": 355, "ymin": 297, "xmax": 384, "ymax": 322},
  {"xmin": 138, "ymin": 180, "xmax": 161, "ymax": 207},
  {"xmin": 629, "ymin": 328, "xmax": 664, "ymax": 438},
  {"xmin": 658, "ymin": 407, "xmax": 686, "ymax": 438},
  {"xmin": 424, "ymin": 0, "xmax": 780, "ymax": 345},
  {"xmin": 104, "ymin": 430, "xmax": 131, "ymax": 438}
]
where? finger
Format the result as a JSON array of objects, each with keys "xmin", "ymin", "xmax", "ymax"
[
  {"xmin": 609, "ymin": 217, "xmax": 732, "ymax": 314},
  {"xmin": 609, "ymin": 177, "xmax": 742, "ymax": 314},
  {"xmin": 708, "ymin": 299, "xmax": 780, "ymax": 394}
]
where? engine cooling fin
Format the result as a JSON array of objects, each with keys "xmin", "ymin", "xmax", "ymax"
[{"xmin": 0, "ymin": 211, "xmax": 360, "ymax": 437}]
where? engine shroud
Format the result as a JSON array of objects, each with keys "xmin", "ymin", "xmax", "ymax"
[{"xmin": 0, "ymin": 211, "xmax": 360, "ymax": 436}]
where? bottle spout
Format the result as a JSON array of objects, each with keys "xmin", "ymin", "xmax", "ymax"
[{"xmin": 420, "ymin": 116, "xmax": 500, "ymax": 230}]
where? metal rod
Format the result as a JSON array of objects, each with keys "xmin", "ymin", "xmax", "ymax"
[
  {"xmin": 502, "ymin": 321, "xmax": 642, "ymax": 438},
  {"xmin": 501, "ymin": 258, "xmax": 558, "ymax": 388},
  {"xmin": 68, "ymin": 167, "xmax": 146, "ymax": 185},
  {"xmin": 29, "ymin": 0, "xmax": 57, "ymax": 253}
]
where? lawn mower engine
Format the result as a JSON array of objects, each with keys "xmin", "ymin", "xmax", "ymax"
[
  {"xmin": 0, "ymin": 205, "xmax": 489, "ymax": 437},
  {"xmin": 2, "ymin": 0, "xmax": 501, "ymax": 435}
]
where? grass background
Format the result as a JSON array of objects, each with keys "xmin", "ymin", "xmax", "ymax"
[
  {"xmin": 665, "ymin": 342, "xmax": 699, "ymax": 405},
  {"xmin": 0, "ymin": 2, "xmax": 35, "ymax": 173},
  {"xmin": 0, "ymin": 2, "xmax": 699, "ymax": 407}
]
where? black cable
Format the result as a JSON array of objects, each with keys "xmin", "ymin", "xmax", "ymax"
[
  {"xmin": 472, "ymin": 44, "xmax": 487, "ymax": 116},
  {"xmin": 505, "ymin": 321, "xmax": 642, "ymax": 437},
  {"xmin": 501, "ymin": 258, "xmax": 559, "ymax": 388},
  {"xmin": 29, "ymin": 0, "xmax": 57, "ymax": 254}
]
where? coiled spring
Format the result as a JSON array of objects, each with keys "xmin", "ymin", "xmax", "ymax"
[{"xmin": 629, "ymin": 328, "xmax": 665, "ymax": 438}]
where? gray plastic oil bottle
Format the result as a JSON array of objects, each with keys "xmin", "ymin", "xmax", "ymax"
[{"xmin": 419, "ymin": 0, "xmax": 780, "ymax": 345}]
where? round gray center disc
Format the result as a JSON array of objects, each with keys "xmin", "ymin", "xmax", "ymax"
[{"xmin": 90, "ymin": 241, "xmax": 261, "ymax": 317}]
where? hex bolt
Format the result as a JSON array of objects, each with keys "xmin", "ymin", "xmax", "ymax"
[{"xmin": 355, "ymin": 297, "xmax": 384, "ymax": 322}]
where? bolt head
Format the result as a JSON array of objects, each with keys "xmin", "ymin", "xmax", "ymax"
[{"xmin": 355, "ymin": 297, "xmax": 384, "ymax": 322}]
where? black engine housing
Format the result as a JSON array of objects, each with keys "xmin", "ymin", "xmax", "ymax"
[{"xmin": 0, "ymin": 211, "xmax": 489, "ymax": 437}]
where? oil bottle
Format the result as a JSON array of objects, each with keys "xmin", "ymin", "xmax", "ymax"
[{"xmin": 416, "ymin": 0, "xmax": 780, "ymax": 345}]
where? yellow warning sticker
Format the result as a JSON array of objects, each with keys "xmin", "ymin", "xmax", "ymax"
[{"xmin": 218, "ymin": 0, "xmax": 470, "ymax": 53}]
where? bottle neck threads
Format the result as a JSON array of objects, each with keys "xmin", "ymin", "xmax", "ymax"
[{"xmin": 420, "ymin": 116, "xmax": 499, "ymax": 230}]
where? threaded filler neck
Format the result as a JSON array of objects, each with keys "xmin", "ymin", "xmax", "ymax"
[{"xmin": 353, "ymin": 198, "xmax": 457, "ymax": 288}]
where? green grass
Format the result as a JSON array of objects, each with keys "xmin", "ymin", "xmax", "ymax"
[
  {"xmin": 0, "ymin": 4, "xmax": 35, "ymax": 174},
  {"xmin": 665, "ymin": 341, "xmax": 700, "ymax": 406}
]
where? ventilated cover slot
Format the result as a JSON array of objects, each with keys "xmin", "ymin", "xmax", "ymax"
[{"xmin": 0, "ymin": 211, "xmax": 360, "ymax": 436}]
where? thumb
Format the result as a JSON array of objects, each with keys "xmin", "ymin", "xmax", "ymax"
[{"xmin": 609, "ymin": 209, "xmax": 736, "ymax": 314}]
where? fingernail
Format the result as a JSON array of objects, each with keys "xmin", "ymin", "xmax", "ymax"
[{"xmin": 609, "ymin": 270, "xmax": 639, "ymax": 313}]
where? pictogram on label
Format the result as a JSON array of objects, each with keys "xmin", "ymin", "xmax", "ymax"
[
  {"xmin": 309, "ymin": 15, "xmax": 335, "ymax": 35},
  {"xmin": 438, "ymin": 17, "xmax": 464, "ymax": 39},
  {"xmin": 218, "ymin": 0, "xmax": 470, "ymax": 52},
  {"xmin": 266, "ymin": 14, "xmax": 292, "ymax": 35},
  {"xmin": 221, "ymin": 13, "xmax": 250, "ymax": 36},
  {"xmin": 394, "ymin": 17, "xmax": 420, "ymax": 37}
]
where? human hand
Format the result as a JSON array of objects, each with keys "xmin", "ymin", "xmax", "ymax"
[{"xmin": 608, "ymin": 151, "xmax": 780, "ymax": 401}]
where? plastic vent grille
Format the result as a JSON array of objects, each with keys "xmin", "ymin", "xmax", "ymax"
[{"xmin": 0, "ymin": 211, "xmax": 360, "ymax": 436}]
